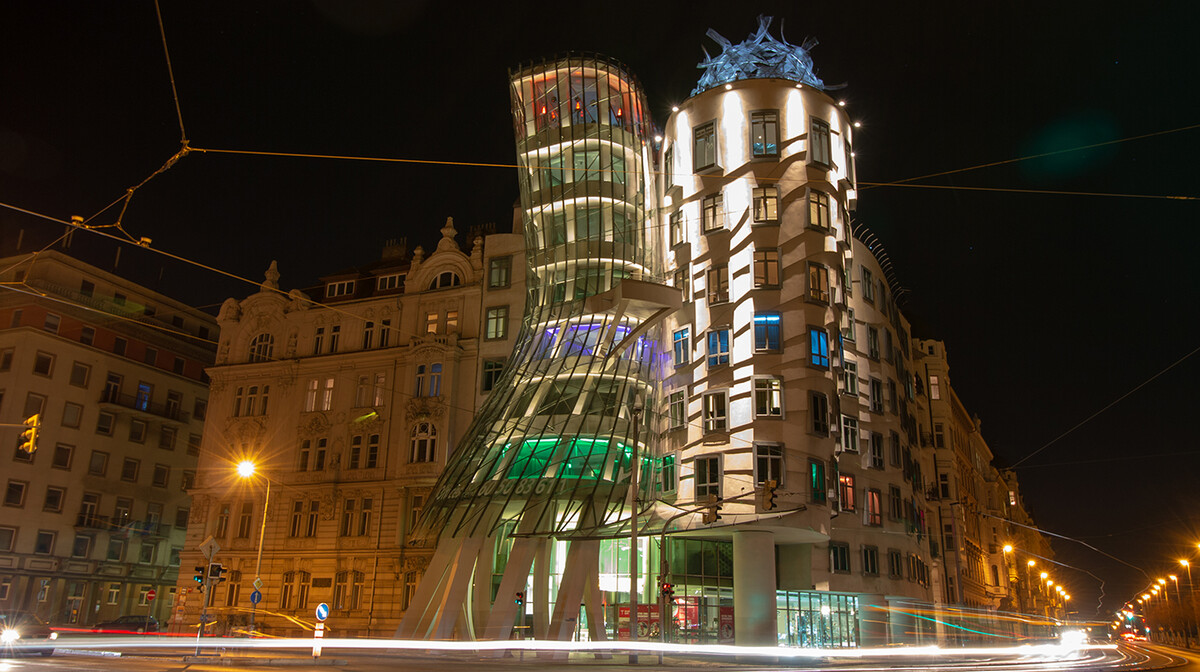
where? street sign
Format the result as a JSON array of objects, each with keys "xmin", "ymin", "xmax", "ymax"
[
  {"xmin": 315, "ymin": 602, "xmax": 329, "ymax": 621},
  {"xmin": 313, "ymin": 621, "xmax": 325, "ymax": 658},
  {"xmin": 250, "ymin": 590, "xmax": 262, "ymax": 605},
  {"xmin": 146, "ymin": 589, "xmax": 157, "ymax": 601},
  {"xmin": 253, "ymin": 577, "xmax": 263, "ymax": 591},
  {"xmin": 199, "ymin": 536, "xmax": 220, "ymax": 561}
]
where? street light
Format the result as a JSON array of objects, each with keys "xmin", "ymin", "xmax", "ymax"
[{"xmin": 237, "ymin": 460, "xmax": 270, "ymax": 637}]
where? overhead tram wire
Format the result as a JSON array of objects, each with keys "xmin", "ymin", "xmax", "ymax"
[
  {"xmin": 154, "ymin": 0, "xmax": 188, "ymax": 145},
  {"xmin": 856, "ymin": 182, "xmax": 1196, "ymax": 201}
]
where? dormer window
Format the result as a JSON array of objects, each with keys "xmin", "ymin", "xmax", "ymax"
[
  {"xmin": 428, "ymin": 272, "xmax": 461, "ymax": 290},
  {"xmin": 377, "ymin": 274, "xmax": 405, "ymax": 291},
  {"xmin": 327, "ymin": 280, "xmax": 355, "ymax": 298}
]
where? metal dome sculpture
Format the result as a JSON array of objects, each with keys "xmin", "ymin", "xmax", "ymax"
[{"xmin": 693, "ymin": 15, "xmax": 827, "ymax": 96}]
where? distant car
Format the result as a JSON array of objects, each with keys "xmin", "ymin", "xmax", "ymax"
[
  {"xmin": 92, "ymin": 614, "xmax": 159, "ymax": 634},
  {"xmin": 0, "ymin": 612, "xmax": 58, "ymax": 656}
]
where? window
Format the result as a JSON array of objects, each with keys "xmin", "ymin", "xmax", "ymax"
[
  {"xmin": 929, "ymin": 375, "xmax": 941, "ymax": 400},
  {"xmin": 129, "ymin": 419, "xmax": 147, "ymax": 443},
  {"xmin": 838, "ymin": 474, "xmax": 856, "ymax": 511},
  {"xmin": 672, "ymin": 329, "xmax": 690, "ymax": 367},
  {"xmin": 320, "ymin": 378, "xmax": 334, "ymax": 410},
  {"xmin": 869, "ymin": 379, "xmax": 884, "ymax": 413},
  {"xmin": 88, "ymin": 450, "xmax": 108, "ymax": 476},
  {"xmin": 807, "ymin": 262, "xmax": 831, "ymax": 303},
  {"xmin": 693, "ymin": 121, "xmax": 717, "ymax": 171},
  {"xmin": 112, "ymin": 337, "xmax": 127, "ymax": 356},
  {"xmin": 862, "ymin": 546, "xmax": 880, "ymax": 575},
  {"xmin": 313, "ymin": 327, "xmax": 325, "ymax": 355},
  {"xmin": 702, "ymin": 391, "xmax": 728, "ymax": 433},
  {"xmin": 867, "ymin": 326, "xmax": 880, "ymax": 359},
  {"xmin": 187, "ymin": 433, "xmax": 201, "ymax": 456},
  {"xmin": 62, "ymin": 401, "xmax": 83, "ymax": 428},
  {"xmin": 701, "ymin": 193, "xmax": 724, "ymax": 232},
  {"xmin": 889, "ymin": 485, "xmax": 903, "ymax": 521},
  {"xmin": 752, "ymin": 249, "xmax": 780, "ymax": 288},
  {"xmin": 485, "ymin": 306, "xmax": 509, "ymax": 340},
  {"xmin": 481, "ymin": 359, "xmax": 504, "ymax": 392},
  {"xmin": 428, "ymin": 271, "xmax": 461, "ymax": 290},
  {"xmin": 841, "ymin": 415, "xmax": 859, "ymax": 452},
  {"xmin": 810, "ymin": 117, "xmax": 831, "ymax": 167},
  {"xmin": 668, "ymin": 391, "xmax": 686, "ymax": 430},
  {"xmin": 750, "ymin": 110, "xmax": 779, "ymax": 157},
  {"xmin": 809, "ymin": 327, "xmax": 829, "ymax": 367},
  {"xmin": 706, "ymin": 265, "xmax": 728, "ymax": 304},
  {"xmin": 811, "ymin": 392, "xmax": 829, "ymax": 435},
  {"xmin": 34, "ymin": 530, "xmax": 56, "ymax": 555},
  {"xmin": 669, "ymin": 211, "xmax": 684, "ymax": 246},
  {"xmin": 245, "ymin": 333, "xmax": 274, "ymax": 362},
  {"xmin": 52, "ymin": 444, "xmax": 73, "ymax": 469},
  {"xmin": 752, "ymin": 186, "xmax": 779, "ymax": 223},
  {"xmin": 809, "ymin": 460, "xmax": 828, "ymax": 504},
  {"xmin": 754, "ymin": 313, "xmax": 781, "ymax": 352},
  {"xmin": 423, "ymin": 312, "xmax": 438, "ymax": 334},
  {"xmin": 488, "ymin": 256, "xmax": 512, "ymax": 288},
  {"xmin": 673, "ymin": 266, "xmax": 690, "ymax": 300},
  {"xmin": 755, "ymin": 443, "xmax": 783, "ymax": 485},
  {"xmin": 754, "ymin": 377, "xmax": 783, "ymax": 418},
  {"xmin": 889, "ymin": 432, "xmax": 902, "ymax": 467},
  {"xmin": 862, "ymin": 267, "xmax": 875, "ymax": 302},
  {"xmin": 235, "ymin": 501, "xmax": 252, "ymax": 538},
  {"xmin": 0, "ymin": 526, "xmax": 15, "ymax": 552},
  {"xmin": 44, "ymin": 486, "xmax": 65, "ymax": 512},
  {"xmin": 830, "ymin": 542, "xmax": 850, "ymax": 573},
  {"xmin": 43, "ymin": 313, "xmax": 60, "ymax": 333},
  {"xmin": 182, "ymin": 470, "xmax": 195, "ymax": 491},
  {"xmin": 80, "ymin": 326, "xmax": 95, "ymax": 345},
  {"xmin": 0, "ymin": 348, "xmax": 11, "ymax": 371},
  {"xmin": 695, "ymin": 455, "xmax": 720, "ymax": 498},
  {"xmin": 159, "ymin": 426, "xmax": 177, "ymax": 451},
  {"xmin": 808, "ymin": 190, "xmax": 831, "ymax": 229},
  {"xmin": 143, "ymin": 346, "xmax": 158, "ymax": 366},
  {"xmin": 869, "ymin": 432, "xmax": 884, "ymax": 468},
  {"xmin": 289, "ymin": 501, "xmax": 303, "ymax": 537},
  {"xmin": 866, "ymin": 489, "xmax": 882, "ymax": 525},
  {"xmin": 326, "ymin": 280, "xmax": 355, "ymax": 298},
  {"xmin": 888, "ymin": 550, "xmax": 904, "ymax": 578},
  {"xmin": 306, "ymin": 501, "xmax": 320, "ymax": 537},
  {"xmin": 328, "ymin": 325, "xmax": 340, "ymax": 352},
  {"xmin": 121, "ymin": 458, "xmax": 140, "ymax": 482},
  {"xmin": 376, "ymin": 273, "xmax": 404, "ymax": 291},
  {"xmin": 411, "ymin": 422, "xmax": 437, "ymax": 463},
  {"xmin": 842, "ymin": 361, "xmax": 858, "ymax": 396},
  {"xmin": 663, "ymin": 146, "xmax": 675, "ymax": 189},
  {"xmin": 5, "ymin": 480, "xmax": 27, "ymax": 507},
  {"xmin": 706, "ymin": 329, "xmax": 730, "ymax": 367},
  {"xmin": 31, "ymin": 351, "xmax": 54, "ymax": 377},
  {"xmin": 153, "ymin": 464, "xmax": 170, "ymax": 488}
]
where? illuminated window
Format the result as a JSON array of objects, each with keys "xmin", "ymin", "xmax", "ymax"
[
  {"xmin": 572, "ymin": 149, "xmax": 600, "ymax": 182},
  {"xmin": 488, "ymin": 257, "xmax": 511, "ymax": 289},
  {"xmin": 754, "ymin": 313, "xmax": 781, "ymax": 352},
  {"xmin": 702, "ymin": 392, "xmax": 728, "ymax": 434},
  {"xmin": 706, "ymin": 265, "xmax": 729, "ymax": 304},
  {"xmin": 485, "ymin": 306, "xmax": 509, "ymax": 340},
  {"xmin": 808, "ymin": 190, "xmax": 831, "ymax": 229},
  {"xmin": 575, "ymin": 206, "xmax": 602, "ymax": 241},
  {"xmin": 693, "ymin": 121, "xmax": 717, "ymax": 171},
  {"xmin": 754, "ymin": 378, "xmax": 783, "ymax": 418},
  {"xmin": 672, "ymin": 328, "xmax": 689, "ymax": 367},
  {"xmin": 809, "ymin": 459, "xmax": 827, "ymax": 504},
  {"xmin": 753, "ymin": 186, "xmax": 778, "ymax": 223},
  {"xmin": 753, "ymin": 249, "xmax": 780, "ymax": 288},
  {"xmin": 810, "ymin": 392, "xmax": 829, "ymax": 435},
  {"xmin": 701, "ymin": 193, "xmax": 724, "ymax": 232},
  {"xmin": 706, "ymin": 329, "xmax": 730, "ymax": 368},
  {"xmin": 929, "ymin": 375, "xmax": 941, "ymax": 400},
  {"xmin": 750, "ymin": 110, "xmax": 779, "ymax": 157},
  {"xmin": 838, "ymin": 474, "xmax": 856, "ymax": 512},
  {"xmin": 810, "ymin": 117, "xmax": 831, "ymax": 167},
  {"xmin": 807, "ymin": 262, "xmax": 830, "ymax": 302},
  {"xmin": 695, "ymin": 454, "xmax": 721, "ymax": 497},
  {"xmin": 808, "ymin": 326, "xmax": 829, "ymax": 367}
]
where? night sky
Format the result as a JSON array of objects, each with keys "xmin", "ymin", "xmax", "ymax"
[{"xmin": 3, "ymin": 1, "xmax": 1198, "ymax": 619}]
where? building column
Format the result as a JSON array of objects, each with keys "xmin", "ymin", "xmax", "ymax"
[{"xmin": 733, "ymin": 529, "xmax": 776, "ymax": 646}]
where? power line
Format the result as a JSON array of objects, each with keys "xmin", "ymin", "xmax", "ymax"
[
  {"xmin": 154, "ymin": 0, "xmax": 187, "ymax": 145},
  {"xmin": 857, "ymin": 181, "xmax": 1196, "ymax": 201}
]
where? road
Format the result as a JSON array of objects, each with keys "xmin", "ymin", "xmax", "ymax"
[{"xmin": 0, "ymin": 639, "xmax": 1189, "ymax": 672}]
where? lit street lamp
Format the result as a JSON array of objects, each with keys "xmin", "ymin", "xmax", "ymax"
[{"xmin": 237, "ymin": 460, "xmax": 270, "ymax": 636}]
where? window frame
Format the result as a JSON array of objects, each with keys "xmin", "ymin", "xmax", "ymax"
[
  {"xmin": 693, "ymin": 121, "xmax": 718, "ymax": 172},
  {"xmin": 702, "ymin": 390, "xmax": 728, "ymax": 434},
  {"xmin": 754, "ymin": 377, "xmax": 784, "ymax": 419},
  {"xmin": 694, "ymin": 454, "xmax": 721, "ymax": 499},
  {"xmin": 750, "ymin": 110, "xmax": 780, "ymax": 158},
  {"xmin": 810, "ymin": 117, "xmax": 832, "ymax": 167}
]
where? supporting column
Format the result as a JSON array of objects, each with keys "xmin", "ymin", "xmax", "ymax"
[{"xmin": 733, "ymin": 529, "xmax": 776, "ymax": 646}]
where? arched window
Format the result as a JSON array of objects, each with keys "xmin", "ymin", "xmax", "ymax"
[
  {"xmin": 428, "ymin": 271, "xmax": 461, "ymax": 290},
  {"xmin": 249, "ymin": 333, "xmax": 274, "ymax": 362},
  {"xmin": 411, "ymin": 422, "xmax": 437, "ymax": 463}
]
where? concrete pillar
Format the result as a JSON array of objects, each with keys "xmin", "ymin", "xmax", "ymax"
[
  {"xmin": 733, "ymin": 529, "xmax": 776, "ymax": 646},
  {"xmin": 858, "ymin": 593, "xmax": 887, "ymax": 647}
]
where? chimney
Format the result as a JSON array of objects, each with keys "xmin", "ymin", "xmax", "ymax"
[{"xmin": 382, "ymin": 237, "xmax": 407, "ymax": 260}]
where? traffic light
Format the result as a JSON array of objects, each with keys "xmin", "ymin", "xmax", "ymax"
[
  {"xmin": 661, "ymin": 582, "xmax": 674, "ymax": 600},
  {"xmin": 17, "ymin": 413, "xmax": 40, "ymax": 454},
  {"xmin": 208, "ymin": 562, "xmax": 226, "ymax": 583},
  {"xmin": 514, "ymin": 591, "xmax": 525, "ymax": 605},
  {"xmin": 760, "ymin": 479, "xmax": 778, "ymax": 511},
  {"xmin": 701, "ymin": 494, "xmax": 722, "ymax": 524},
  {"xmin": 193, "ymin": 565, "xmax": 207, "ymax": 591}
]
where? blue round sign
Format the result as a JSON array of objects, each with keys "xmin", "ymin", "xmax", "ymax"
[
  {"xmin": 315, "ymin": 602, "xmax": 329, "ymax": 621},
  {"xmin": 250, "ymin": 590, "xmax": 262, "ymax": 605}
]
